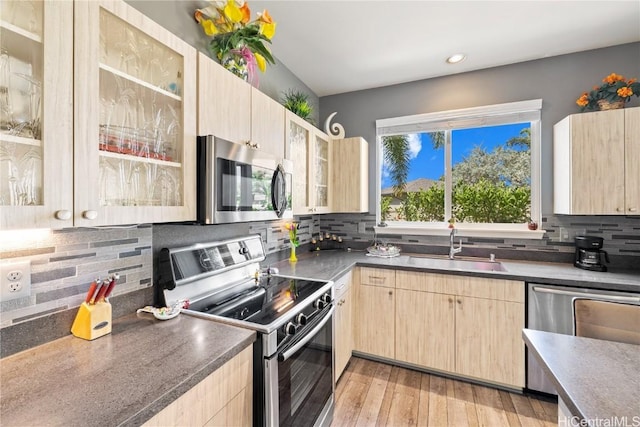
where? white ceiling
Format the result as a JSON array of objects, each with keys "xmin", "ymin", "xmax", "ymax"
[{"xmin": 253, "ymin": 1, "xmax": 640, "ymax": 96}]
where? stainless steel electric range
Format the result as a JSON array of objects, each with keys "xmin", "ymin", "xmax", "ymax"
[{"xmin": 155, "ymin": 234, "xmax": 334, "ymax": 427}]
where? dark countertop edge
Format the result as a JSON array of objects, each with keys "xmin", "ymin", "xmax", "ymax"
[
  {"xmin": 522, "ymin": 329, "xmax": 586, "ymax": 419},
  {"xmin": 122, "ymin": 330, "xmax": 256, "ymax": 427}
]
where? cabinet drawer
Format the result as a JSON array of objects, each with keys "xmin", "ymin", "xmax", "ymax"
[
  {"xmin": 334, "ymin": 271, "xmax": 352, "ymax": 299},
  {"xmin": 458, "ymin": 276, "xmax": 524, "ymax": 303},
  {"xmin": 360, "ymin": 267, "xmax": 395, "ymax": 288},
  {"xmin": 396, "ymin": 270, "xmax": 454, "ymax": 293}
]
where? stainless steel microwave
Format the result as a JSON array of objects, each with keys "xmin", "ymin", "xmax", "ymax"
[{"xmin": 197, "ymin": 136, "xmax": 293, "ymax": 224}]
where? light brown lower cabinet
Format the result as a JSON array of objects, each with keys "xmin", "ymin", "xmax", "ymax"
[
  {"xmin": 143, "ymin": 345, "xmax": 252, "ymax": 427},
  {"xmin": 395, "ymin": 289, "xmax": 455, "ymax": 372},
  {"xmin": 354, "ymin": 282, "xmax": 395, "ymax": 359},
  {"xmin": 455, "ymin": 295, "xmax": 525, "ymax": 387},
  {"xmin": 354, "ymin": 268, "xmax": 525, "ymax": 389},
  {"xmin": 334, "ymin": 271, "xmax": 354, "ymax": 381}
]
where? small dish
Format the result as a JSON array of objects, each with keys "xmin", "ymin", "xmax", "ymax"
[{"xmin": 136, "ymin": 304, "xmax": 181, "ymax": 320}]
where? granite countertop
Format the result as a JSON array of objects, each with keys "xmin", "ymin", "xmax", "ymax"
[
  {"xmin": 270, "ymin": 249, "xmax": 640, "ymax": 292},
  {"xmin": 522, "ymin": 329, "xmax": 640, "ymax": 420},
  {"xmin": 0, "ymin": 312, "xmax": 256, "ymax": 427}
]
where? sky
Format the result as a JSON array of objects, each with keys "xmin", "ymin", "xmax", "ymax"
[{"xmin": 381, "ymin": 123, "xmax": 529, "ymax": 189}]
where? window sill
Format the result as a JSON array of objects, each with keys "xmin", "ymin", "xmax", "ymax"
[{"xmin": 374, "ymin": 223, "xmax": 546, "ymax": 240}]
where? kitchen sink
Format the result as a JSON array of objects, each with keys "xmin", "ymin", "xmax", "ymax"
[{"xmin": 406, "ymin": 254, "xmax": 507, "ymax": 272}]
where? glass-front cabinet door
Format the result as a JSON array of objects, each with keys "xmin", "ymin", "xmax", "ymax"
[
  {"xmin": 286, "ymin": 110, "xmax": 312, "ymax": 214},
  {"xmin": 0, "ymin": 0, "xmax": 73, "ymax": 229},
  {"xmin": 286, "ymin": 111, "xmax": 332, "ymax": 214},
  {"xmin": 74, "ymin": 0, "xmax": 196, "ymax": 226},
  {"xmin": 312, "ymin": 131, "xmax": 331, "ymax": 213}
]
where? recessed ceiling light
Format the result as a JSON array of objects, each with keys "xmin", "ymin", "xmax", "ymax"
[{"xmin": 446, "ymin": 54, "xmax": 466, "ymax": 64}]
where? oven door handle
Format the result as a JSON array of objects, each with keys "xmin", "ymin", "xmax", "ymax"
[
  {"xmin": 278, "ymin": 306, "xmax": 335, "ymax": 362},
  {"xmin": 531, "ymin": 286, "xmax": 640, "ymax": 303}
]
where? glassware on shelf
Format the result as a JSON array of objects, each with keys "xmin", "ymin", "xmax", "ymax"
[
  {"xmin": 0, "ymin": 50, "xmax": 11, "ymax": 133},
  {"xmin": 0, "ymin": 142, "xmax": 42, "ymax": 206},
  {"xmin": 10, "ymin": 72, "xmax": 41, "ymax": 139}
]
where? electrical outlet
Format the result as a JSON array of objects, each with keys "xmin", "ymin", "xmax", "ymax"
[{"xmin": 0, "ymin": 261, "xmax": 31, "ymax": 302}]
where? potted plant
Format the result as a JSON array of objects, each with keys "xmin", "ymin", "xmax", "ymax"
[
  {"xmin": 281, "ymin": 89, "xmax": 315, "ymax": 125},
  {"xmin": 576, "ymin": 73, "xmax": 640, "ymax": 112},
  {"xmin": 194, "ymin": 0, "xmax": 276, "ymax": 85}
]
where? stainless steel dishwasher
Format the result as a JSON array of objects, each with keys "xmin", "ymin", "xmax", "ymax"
[{"xmin": 526, "ymin": 283, "xmax": 640, "ymax": 395}]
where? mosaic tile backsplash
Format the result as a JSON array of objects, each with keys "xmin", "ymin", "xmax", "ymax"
[
  {"xmin": 318, "ymin": 213, "xmax": 640, "ymax": 268},
  {"xmin": 0, "ymin": 226, "xmax": 153, "ymax": 329}
]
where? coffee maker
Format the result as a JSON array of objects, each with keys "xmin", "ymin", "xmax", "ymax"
[{"xmin": 574, "ymin": 236, "xmax": 609, "ymax": 272}]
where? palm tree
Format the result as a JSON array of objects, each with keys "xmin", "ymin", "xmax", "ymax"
[
  {"xmin": 382, "ymin": 132, "xmax": 444, "ymax": 196},
  {"xmin": 382, "ymin": 135, "xmax": 410, "ymax": 197}
]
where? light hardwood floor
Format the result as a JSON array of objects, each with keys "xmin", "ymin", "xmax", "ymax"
[{"xmin": 332, "ymin": 357, "xmax": 557, "ymax": 427}]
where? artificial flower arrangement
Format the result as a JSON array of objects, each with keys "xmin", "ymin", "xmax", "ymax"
[
  {"xmin": 284, "ymin": 222, "xmax": 299, "ymax": 262},
  {"xmin": 194, "ymin": 0, "xmax": 276, "ymax": 84},
  {"xmin": 285, "ymin": 222, "xmax": 299, "ymax": 247},
  {"xmin": 576, "ymin": 73, "xmax": 640, "ymax": 112}
]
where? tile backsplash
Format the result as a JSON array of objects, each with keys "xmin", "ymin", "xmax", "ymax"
[
  {"xmin": 318, "ymin": 213, "xmax": 640, "ymax": 268},
  {"xmin": 0, "ymin": 225, "xmax": 153, "ymax": 329}
]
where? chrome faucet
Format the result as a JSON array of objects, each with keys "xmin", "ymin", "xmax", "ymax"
[{"xmin": 449, "ymin": 228, "xmax": 463, "ymax": 259}]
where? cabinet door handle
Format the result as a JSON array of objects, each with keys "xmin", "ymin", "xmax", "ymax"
[
  {"xmin": 456, "ymin": 299, "xmax": 462, "ymax": 304},
  {"xmin": 82, "ymin": 210, "xmax": 98, "ymax": 220},
  {"xmin": 388, "ymin": 291, "xmax": 393, "ymax": 296},
  {"xmin": 369, "ymin": 276, "xmax": 386, "ymax": 281},
  {"xmin": 629, "ymin": 208, "xmax": 637, "ymax": 212},
  {"xmin": 616, "ymin": 207, "xmax": 623, "ymax": 212},
  {"xmin": 54, "ymin": 210, "xmax": 72, "ymax": 220}
]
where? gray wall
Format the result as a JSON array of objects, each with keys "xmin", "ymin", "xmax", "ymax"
[
  {"xmin": 125, "ymin": 0, "xmax": 320, "ymax": 124},
  {"xmin": 319, "ymin": 42, "xmax": 640, "ymax": 214}
]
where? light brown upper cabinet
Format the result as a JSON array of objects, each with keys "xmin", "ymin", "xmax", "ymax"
[
  {"xmin": 74, "ymin": 0, "xmax": 197, "ymax": 227},
  {"xmin": 554, "ymin": 107, "xmax": 640, "ymax": 215},
  {"xmin": 197, "ymin": 53, "xmax": 285, "ymax": 158},
  {"xmin": 286, "ymin": 111, "xmax": 331, "ymax": 214},
  {"xmin": 331, "ymin": 137, "xmax": 369, "ymax": 213},
  {"xmin": 2, "ymin": 0, "xmax": 198, "ymax": 229},
  {"xmin": 0, "ymin": 1, "xmax": 74, "ymax": 229}
]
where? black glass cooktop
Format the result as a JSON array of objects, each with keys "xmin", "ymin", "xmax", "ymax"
[{"xmin": 188, "ymin": 275, "xmax": 330, "ymax": 326}]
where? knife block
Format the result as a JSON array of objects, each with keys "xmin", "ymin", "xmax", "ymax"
[{"xmin": 71, "ymin": 301, "xmax": 112, "ymax": 340}]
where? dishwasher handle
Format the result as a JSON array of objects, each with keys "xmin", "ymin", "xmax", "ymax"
[{"xmin": 531, "ymin": 286, "xmax": 640, "ymax": 303}]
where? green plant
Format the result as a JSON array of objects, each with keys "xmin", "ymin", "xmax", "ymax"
[
  {"xmin": 281, "ymin": 90, "xmax": 314, "ymax": 124},
  {"xmin": 452, "ymin": 180, "xmax": 530, "ymax": 223},
  {"xmin": 380, "ymin": 196, "xmax": 392, "ymax": 222},
  {"xmin": 399, "ymin": 185, "xmax": 445, "ymax": 222}
]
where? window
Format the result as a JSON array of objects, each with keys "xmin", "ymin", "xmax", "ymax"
[{"xmin": 376, "ymin": 100, "xmax": 542, "ymax": 238}]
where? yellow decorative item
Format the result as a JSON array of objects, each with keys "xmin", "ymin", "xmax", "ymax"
[
  {"xmin": 289, "ymin": 245, "xmax": 297, "ymax": 263},
  {"xmin": 576, "ymin": 73, "xmax": 640, "ymax": 112},
  {"xmin": 194, "ymin": 0, "xmax": 276, "ymax": 85},
  {"xmin": 71, "ymin": 301, "xmax": 112, "ymax": 341},
  {"xmin": 285, "ymin": 222, "xmax": 299, "ymax": 263}
]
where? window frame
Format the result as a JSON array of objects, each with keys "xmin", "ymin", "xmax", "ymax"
[{"xmin": 375, "ymin": 99, "xmax": 544, "ymax": 239}]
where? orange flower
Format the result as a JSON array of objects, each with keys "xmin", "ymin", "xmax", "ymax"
[
  {"xmin": 604, "ymin": 73, "xmax": 625, "ymax": 84},
  {"xmin": 628, "ymin": 78, "xmax": 637, "ymax": 84},
  {"xmin": 576, "ymin": 93, "xmax": 589, "ymax": 107},
  {"xmin": 257, "ymin": 9, "xmax": 273, "ymax": 24},
  {"xmin": 617, "ymin": 86, "xmax": 633, "ymax": 98},
  {"xmin": 240, "ymin": 3, "xmax": 251, "ymax": 24}
]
